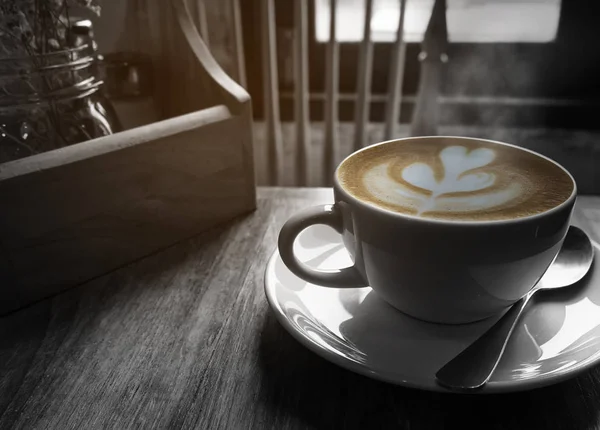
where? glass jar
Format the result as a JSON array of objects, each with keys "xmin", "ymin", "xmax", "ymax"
[{"xmin": 0, "ymin": 43, "xmax": 121, "ymax": 164}]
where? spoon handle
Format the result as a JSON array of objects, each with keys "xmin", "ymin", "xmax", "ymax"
[{"xmin": 435, "ymin": 292, "xmax": 534, "ymax": 391}]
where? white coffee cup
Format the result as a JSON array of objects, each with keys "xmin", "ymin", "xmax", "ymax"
[{"xmin": 278, "ymin": 137, "xmax": 577, "ymax": 324}]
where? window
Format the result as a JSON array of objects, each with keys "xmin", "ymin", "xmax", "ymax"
[{"xmin": 314, "ymin": 0, "xmax": 562, "ymax": 43}]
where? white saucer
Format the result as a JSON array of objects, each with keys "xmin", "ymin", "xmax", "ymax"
[{"xmin": 264, "ymin": 224, "xmax": 600, "ymax": 393}]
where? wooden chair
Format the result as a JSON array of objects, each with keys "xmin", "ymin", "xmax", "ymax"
[{"xmin": 258, "ymin": 0, "xmax": 447, "ymax": 187}]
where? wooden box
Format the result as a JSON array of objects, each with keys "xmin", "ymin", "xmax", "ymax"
[{"xmin": 0, "ymin": 0, "xmax": 256, "ymax": 315}]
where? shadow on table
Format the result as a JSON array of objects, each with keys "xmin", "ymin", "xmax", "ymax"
[{"xmin": 258, "ymin": 310, "xmax": 600, "ymax": 430}]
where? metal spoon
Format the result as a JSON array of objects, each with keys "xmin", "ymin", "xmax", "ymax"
[{"xmin": 435, "ymin": 226, "xmax": 595, "ymax": 391}]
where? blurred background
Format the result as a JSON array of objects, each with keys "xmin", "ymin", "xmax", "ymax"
[{"xmin": 89, "ymin": 0, "xmax": 600, "ymax": 191}]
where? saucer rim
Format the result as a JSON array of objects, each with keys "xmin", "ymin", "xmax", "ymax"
[{"xmin": 264, "ymin": 248, "xmax": 600, "ymax": 394}]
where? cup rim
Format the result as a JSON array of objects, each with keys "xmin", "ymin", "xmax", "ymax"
[{"xmin": 333, "ymin": 136, "xmax": 577, "ymax": 226}]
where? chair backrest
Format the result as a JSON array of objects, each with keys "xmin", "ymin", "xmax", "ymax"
[{"xmin": 259, "ymin": 0, "xmax": 420, "ymax": 187}]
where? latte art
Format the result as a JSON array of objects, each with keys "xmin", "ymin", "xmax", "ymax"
[
  {"xmin": 365, "ymin": 146, "xmax": 520, "ymax": 215},
  {"xmin": 337, "ymin": 138, "xmax": 574, "ymax": 221}
]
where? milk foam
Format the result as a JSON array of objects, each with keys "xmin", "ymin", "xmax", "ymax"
[
  {"xmin": 338, "ymin": 138, "xmax": 574, "ymax": 220},
  {"xmin": 363, "ymin": 146, "xmax": 523, "ymax": 216}
]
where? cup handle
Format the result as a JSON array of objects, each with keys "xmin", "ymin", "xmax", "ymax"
[{"xmin": 278, "ymin": 204, "xmax": 368, "ymax": 288}]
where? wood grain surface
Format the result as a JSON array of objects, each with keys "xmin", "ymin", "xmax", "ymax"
[
  {"xmin": 0, "ymin": 106, "xmax": 255, "ymax": 315},
  {"xmin": 1, "ymin": 188, "xmax": 600, "ymax": 430}
]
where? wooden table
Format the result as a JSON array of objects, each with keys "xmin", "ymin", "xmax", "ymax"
[{"xmin": 2, "ymin": 188, "xmax": 600, "ymax": 430}]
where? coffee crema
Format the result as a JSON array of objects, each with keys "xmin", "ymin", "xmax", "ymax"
[{"xmin": 337, "ymin": 138, "xmax": 574, "ymax": 221}]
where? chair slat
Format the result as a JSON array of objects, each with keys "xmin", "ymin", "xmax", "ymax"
[
  {"xmin": 353, "ymin": 0, "xmax": 375, "ymax": 152},
  {"xmin": 294, "ymin": 0, "xmax": 311, "ymax": 186},
  {"xmin": 230, "ymin": 0, "xmax": 247, "ymax": 88},
  {"xmin": 261, "ymin": 0, "xmax": 284, "ymax": 185},
  {"xmin": 384, "ymin": 0, "xmax": 407, "ymax": 141},
  {"xmin": 324, "ymin": 0, "xmax": 339, "ymax": 185}
]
